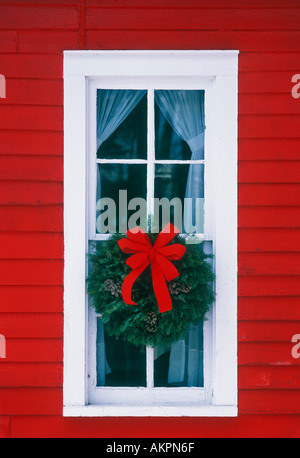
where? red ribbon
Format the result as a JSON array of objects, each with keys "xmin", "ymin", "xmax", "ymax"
[{"xmin": 118, "ymin": 223, "xmax": 186, "ymax": 313}]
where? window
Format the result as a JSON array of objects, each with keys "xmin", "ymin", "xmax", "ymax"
[{"xmin": 63, "ymin": 51, "xmax": 238, "ymax": 417}]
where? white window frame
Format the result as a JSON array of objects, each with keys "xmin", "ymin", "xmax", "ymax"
[{"xmin": 63, "ymin": 50, "xmax": 238, "ymax": 417}]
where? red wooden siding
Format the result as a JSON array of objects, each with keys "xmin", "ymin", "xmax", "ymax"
[{"xmin": 0, "ymin": 0, "xmax": 300, "ymax": 438}]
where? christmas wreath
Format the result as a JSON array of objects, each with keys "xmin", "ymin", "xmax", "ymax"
[{"xmin": 87, "ymin": 226, "xmax": 215, "ymax": 348}]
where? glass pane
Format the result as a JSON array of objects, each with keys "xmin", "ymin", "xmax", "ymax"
[
  {"xmin": 154, "ymin": 163, "xmax": 204, "ymax": 234},
  {"xmin": 97, "ymin": 90, "xmax": 147, "ymax": 160},
  {"xmin": 97, "ymin": 319, "xmax": 146, "ymax": 387},
  {"xmin": 154, "ymin": 90, "xmax": 205, "ymax": 161},
  {"xmin": 96, "ymin": 164, "xmax": 147, "ymax": 234},
  {"xmin": 154, "ymin": 322, "xmax": 204, "ymax": 387},
  {"xmin": 155, "ymin": 102, "xmax": 191, "ymax": 161}
]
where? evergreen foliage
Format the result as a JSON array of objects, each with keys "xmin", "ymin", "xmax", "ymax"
[{"xmin": 87, "ymin": 233, "xmax": 215, "ymax": 348}]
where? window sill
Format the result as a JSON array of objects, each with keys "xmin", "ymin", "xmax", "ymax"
[{"xmin": 63, "ymin": 404, "xmax": 238, "ymax": 418}]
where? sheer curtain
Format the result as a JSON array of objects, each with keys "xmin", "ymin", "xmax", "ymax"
[
  {"xmin": 155, "ymin": 90, "xmax": 205, "ymax": 232},
  {"xmin": 167, "ymin": 322, "xmax": 203, "ymax": 387},
  {"xmin": 155, "ymin": 90, "xmax": 205, "ymax": 386}
]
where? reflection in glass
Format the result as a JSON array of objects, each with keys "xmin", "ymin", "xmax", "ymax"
[{"xmin": 97, "ymin": 320, "xmax": 146, "ymax": 387}]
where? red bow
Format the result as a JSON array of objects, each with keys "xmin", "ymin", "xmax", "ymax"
[{"xmin": 118, "ymin": 223, "xmax": 186, "ymax": 313}]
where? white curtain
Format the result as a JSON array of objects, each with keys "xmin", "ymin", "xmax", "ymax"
[
  {"xmin": 155, "ymin": 90, "xmax": 205, "ymax": 386},
  {"xmin": 167, "ymin": 323, "xmax": 203, "ymax": 387}
]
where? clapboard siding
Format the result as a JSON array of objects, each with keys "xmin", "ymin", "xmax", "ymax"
[
  {"xmin": 240, "ymin": 94, "xmax": 300, "ymax": 114},
  {"xmin": 239, "ymin": 276, "xmax": 300, "ymax": 296},
  {"xmin": 0, "ymin": 131, "xmax": 63, "ymax": 155},
  {"xmin": 18, "ymin": 31, "xmax": 79, "ymax": 53},
  {"xmin": 0, "ymin": 182, "xmax": 63, "ymax": 205},
  {"xmin": 0, "ymin": 206, "xmax": 63, "ymax": 232},
  {"xmin": 0, "ymin": 32, "xmax": 17, "ymax": 53},
  {"xmin": 0, "ymin": 260, "xmax": 63, "ymax": 285},
  {"xmin": 85, "ymin": 0, "xmax": 300, "ymax": 7},
  {"xmin": 0, "ymin": 363, "xmax": 63, "ymax": 388},
  {"xmin": 240, "ymin": 72, "xmax": 299, "ymax": 94},
  {"xmin": 0, "ymin": 0, "xmax": 299, "ymax": 439},
  {"xmin": 85, "ymin": 9, "xmax": 300, "ymax": 30},
  {"xmin": 1, "ymin": 339, "xmax": 62, "ymax": 363},
  {"xmin": 0, "ymin": 54, "xmax": 62, "ymax": 78},
  {"xmin": 239, "ymin": 342, "xmax": 300, "ymax": 366},
  {"xmin": 0, "ymin": 286, "xmax": 63, "ymax": 313},
  {"xmin": 239, "ymin": 391, "xmax": 300, "ymax": 415},
  {"xmin": 239, "ymin": 206, "xmax": 300, "ymax": 227},
  {"xmin": 239, "ymin": 365, "xmax": 300, "ymax": 388},
  {"xmin": 239, "ymin": 161, "xmax": 300, "ymax": 182},
  {"xmin": 239, "ymin": 228, "xmax": 300, "ymax": 251},
  {"xmin": 0, "ymin": 388, "xmax": 62, "ymax": 415},
  {"xmin": 0, "ymin": 156, "xmax": 63, "ymax": 181},
  {"xmin": 0, "ymin": 79, "xmax": 63, "ymax": 106},
  {"xmin": 7, "ymin": 414, "xmax": 300, "ymax": 439},
  {"xmin": 239, "ymin": 252, "xmax": 300, "ymax": 275},
  {"xmin": 239, "ymin": 321, "xmax": 300, "ymax": 342},
  {"xmin": 0, "ymin": 6, "xmax": 78, "ymax": 30},
  {"xmin": 239, "ymin": 297, "xmax": 300, "ymax": 321},
  {"xmin": 0, "ymin": 106, "xmax": 63, "ymax": 131},
  {"xmin": 239, "ymin": 183, "xmax": 300, "ymax": 205},
  {"xmin": 0, "ymin": 233, "xmax": 63, "ymax": 259},
  {"xmin": 85, "ymin": 31, "xmax": 300, "ymax": 52},
  {"xmin": 0, "ymin": 314, "xmax": 62, "ymax": 338},
  {"xmin": 4, "ymin": 414, "xmax": 300, "ymax": 439},
  {"xmin": 239, "ymin": 139, "xmax": 300, "ymax": 161}
]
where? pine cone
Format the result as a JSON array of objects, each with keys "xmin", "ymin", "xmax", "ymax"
[
  {"xmin": 104, "ymin": 279, "xmax": 114, "ymax": 292},
  {"xmin": 168, "ymin": 280, "xmax": 180, "ymax": 295},
  {"xmin": 180, "ymin": 283, "xmax": 192, "ymax": 294},
  {"xmin": 145, "ymin": 311, "xmax": 158, "ymax": 333},
  {"xmin": 168, "ymin": 280, "xmax": 192, "ymax": 295},
  {"xmin": 112, "ymin": 281, "xmax": 123, "ymax": 297},
  {"xmin": 104, "ymin": 279, "xmax": 123, "ymax": 297}
]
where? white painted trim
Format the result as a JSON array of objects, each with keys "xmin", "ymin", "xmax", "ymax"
[
  {"xmin": 212, "ymin": 74, "xmax": 238, "ymax": 407},
  {"xmin": 64, "ymin": 405, "xmax": 238, "ymax": 418},
  {"xmin": 63, "ymin": 74, "xmax": 88, "ymax": 407},
  {"xmin": 64, "ymin": 51, "xmax": 239, "ymax": 78},
  {"xmin": 63, "ymin": 50, "xmax": 239, "ymax": 417},
  {"xmin": 96, "ymin": 159, "xmax": 205, "ymax": 164}
]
